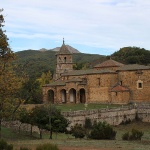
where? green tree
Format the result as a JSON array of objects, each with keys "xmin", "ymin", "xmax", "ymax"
[
  {"xmin": 40, "ymin": 70, "xmax": 53, "ymax": 85},
  {"xmin": 20, "ymin": 78, "xmax": 42, "ymax": 104},
  {"xmin": 31, "ymin": 105, "xmax": 68, "ymax": 139},
  {"xmin": 19, "ymin": 108, "xmax": 35, "ymax": 135},
  {"xmin": 111, "ymin": 46, "xmax": 150, "ymax": 65},
  {"xmin": 0, "ymin": 9, "xmax": 22, "ymax": 138}
]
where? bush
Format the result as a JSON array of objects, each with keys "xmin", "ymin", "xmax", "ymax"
[
  {"xmin": 90, "ymin": 121, "xmax": 116, "ymax": 140},
  {"xmin": 70, "ymin": 124, "xmax": 86, "ymax": 138},
  {"xmin": 36, "ymin": 143, "xmax": 59, "ymax": 150},
  {"xmin": 0, "ymin": 139, "xmax": 13, "ymax": 150},
  {"xmin": 122, "ymin": 129, "xmax": 144, "ymax": 141},
  {"xmin": 122, "ymin": 132, "xmax": 130, "ymax": 140},
  {"xmin": 84, "ymin": 118, "xmax": 92, "ymax": 129}
]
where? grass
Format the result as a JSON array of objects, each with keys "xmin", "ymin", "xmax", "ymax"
[
  {"xmin": 55, "ymin": 103, "xmax": 125, "ymax": 112},
  {"xmin": 22, "ymin": 103, "xmax": 126, "ymax": 112},
  {"xmin": 2, "ymin": 121, "xmax": 150, "ymax": 150}
]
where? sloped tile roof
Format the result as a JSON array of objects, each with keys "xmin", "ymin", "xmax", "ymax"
[
  {"xmin": 56, "ymin": 44, "xmax": 71, "ymax": 55},
  {"xmin": 117, "ymin": 64, "xmax": 150, "ymax": 71},
  {"xmin": 62, "ymin": 69, "xmax": 116, "ymax": 76},
  {"xmin": 111, "ymin": 85, "xmax": 130, "ymax": 92},
  {"xmin": 94, "ymin": 59, "xmax": 124, "ymax": 68}
]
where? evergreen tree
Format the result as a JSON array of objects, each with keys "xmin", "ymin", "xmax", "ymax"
[{"xmin": 0, "ymin": 9, "xmax": 22, "ymax": 138}]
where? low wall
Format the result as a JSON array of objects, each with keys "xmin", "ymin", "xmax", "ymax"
[
  {"xmin": 2, "ymin": 105, "xmax": 150, "ymax": 133},
  {"xmin": 62, "ymin": 105, "xmax": 150, "ymax": 127}
]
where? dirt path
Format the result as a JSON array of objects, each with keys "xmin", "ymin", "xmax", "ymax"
[{"xmin": 59, "ymin": 146, "xmax": 121, "ymax": 150}]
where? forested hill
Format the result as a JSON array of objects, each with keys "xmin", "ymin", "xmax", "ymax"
[
  {"xmin": 111, "ymin": 47, "xmax": 150, "ymax": 65},
  {"xmin": 14, "ymin": 47, "xmax": 150, "ymax": 78},
  {"xmin": 14, "ymin": 50, "xmax": 106, "ymax": 78}
]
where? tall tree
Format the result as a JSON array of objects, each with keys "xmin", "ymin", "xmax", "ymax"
[
  {"xmin": 38, "ymin": 70, "xmax": 53, "ymax": 85},
  {"xmin": 20, "ymin": 77, "xmax": 42, "ymax": 104},
  {"xmin": 0, "ymin": 9, "xmax": 22, "ymax": 138}
]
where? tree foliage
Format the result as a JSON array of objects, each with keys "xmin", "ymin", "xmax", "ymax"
[
  {"xmin": 13, "ymin": 50, "xmax": 105, "ymax": 78},
  {"xmin": 111, "ymin": 47, "xmax": 150, "ymax": 65},
  {"xmin": 0, "ymin": 9, "xmax": 22, "ymax": 138},
  {"xmin": 20, "ymin": 77, "xmax": 42, "ymax": 104},
  {"xmin": 70, "ymin": 123, "xmax": 86, "ymax": 139},
  {"xmin": 90, "ymin": 121, "xmax": 116, "ymax": 140},
  {"xmin": 122, "ymin": 129, "xmax": 144, "ymax": 141},
  {"xmin": 19, "ymin": 104, "xmax": 69, "ymax": 139}
]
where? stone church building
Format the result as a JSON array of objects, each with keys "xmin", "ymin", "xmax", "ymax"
[{"xmin": 43, "ymin": 40, "xmax": 150, "ymax": 104}]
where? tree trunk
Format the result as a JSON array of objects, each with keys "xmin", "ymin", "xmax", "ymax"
[
  {"xmin": 40, "ymin": 129, "xmax": 42, "ymax": 139},
  {"xmin": 49, "ymin": 130, "xmax": 52, "ymax": 139},
  {"xmin": 19, "ymin": 123, "xmax": 22, "ymax": 133}
]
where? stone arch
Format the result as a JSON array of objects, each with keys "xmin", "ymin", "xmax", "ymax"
[
  {"xmin": 48, "ymin": 89, "xmax": 54, "ymax": 103},
  {"xmin": 69, "ymin": 88, "xmax": 76, "ymax": 103},
  {"xmin": 79, "ymin": 88, "xmax": 86, "ymax": 103},
  {"xmin": 64, "ymin": 57, "xmax": 67, "ymax": 63},
  {"xmin": 61, "ymin": 89, "xmax": 67, "ymax": 103}
]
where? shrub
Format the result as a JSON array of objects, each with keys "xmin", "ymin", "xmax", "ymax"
[
  {"xmin": 84, "ymin": 118, "xmax": 92, "ymax": 129},
  {"xmin": 122, "ymin": 129, "xmax": 144, "ymax": 141},
  {"xmin": 130, "ymin": 129, "xmax": 144, "ymax": 140},
  {"xmin": 36, "ymin": 143, "xmax": 59, "ymax": 150},
  {"xmin": 90, "ymin": 121, "xmax": 116, "ymax": 140},
  {"xmin": 122, "ymin": 132, "xmax": 130, "ymax": 140},
  {"xmin": 0, "ymin": 139, "xmax": 13, "ymax": 150},
  {"xmin": 70, "ymin": 123, "xmax": 86, "ymax": 138}
]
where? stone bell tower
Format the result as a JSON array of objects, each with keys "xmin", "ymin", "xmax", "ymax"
[{"xmin": 55, "ymin": 39, "xmax": 73, "ymax": 80}]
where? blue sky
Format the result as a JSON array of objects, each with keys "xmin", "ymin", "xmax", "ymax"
[{"xmin": 1, "ymin": 0, "xmax": 150, "ymax": 55}]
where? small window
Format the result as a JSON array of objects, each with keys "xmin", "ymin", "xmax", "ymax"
[
  {"xmin": 137, "ymin": 80, "xmax": 143, "ymax": 89},
  {"xmin": 120, "ymin": 81, "xmax": 122, "ymax": 85},
  {"xmin": 116, "ymin": 92, "xmax": 118, "ymax": 96},
  {"xmin": 138, "ymin": 83, "xmax": 142, "ymax": 88}
]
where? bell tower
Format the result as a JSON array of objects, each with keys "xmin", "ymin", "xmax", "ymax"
[{"xmin": 55, "ymin": 39, "xmax": 73, "ymax": 80}]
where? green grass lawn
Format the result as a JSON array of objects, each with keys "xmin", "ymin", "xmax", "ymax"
[
  {"xmin": 23, "ymin": 103, "xmax": 127, "ymax": 112},
  {"xmin": 55, "ymin": 103, "xmax": 125, "ymax": 112},
  {"xmin": 2, "ymin": 121, "xmax": 150, "ymax": 150}
]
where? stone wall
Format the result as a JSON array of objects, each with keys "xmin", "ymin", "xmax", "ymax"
[
  {"xmin": 62, "ymin": 105, "xmax": 150, "ymax": 127},
  {"xmin": 2, "ymin": 105, "xmax": 150, "ymax": 133}
]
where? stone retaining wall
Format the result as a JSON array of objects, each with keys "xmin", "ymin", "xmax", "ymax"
[
  {"xmin": 62, "ymin": 105, "xmax": 150, "ymax": 126},
  {"xmin": 2, "ymin": 105, "xmax": 150, "ymax": 133}
]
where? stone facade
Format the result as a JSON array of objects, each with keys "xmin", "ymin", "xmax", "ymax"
[{"xmin": 43, "ymin": 41, "xmax": 150, "ymax": 104}]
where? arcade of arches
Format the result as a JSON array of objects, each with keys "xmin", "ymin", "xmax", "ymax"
[{"xmin": 45, "ymin": 88, "xmax": 86, "ymax": 104}]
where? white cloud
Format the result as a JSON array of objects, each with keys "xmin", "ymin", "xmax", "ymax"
[{"xmin": 1, "ymin": 0, "xmax": 150, "ymax": 54}]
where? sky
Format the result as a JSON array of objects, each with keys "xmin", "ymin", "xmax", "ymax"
[{"xmin": 1, "ymin": 0, "xmax": 150, "ymax": 55}]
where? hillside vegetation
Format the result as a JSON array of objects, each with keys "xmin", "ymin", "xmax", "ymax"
[
  {"xmin": 111, "ymin": 47, "xmax": 150, "ymax": 65},
  {"xmin": 14, "ymin": 46, "xmax": 150, "ymax": 78},
  {"xmin": 14, "ymin": 50, "xmax": 106, "ymax": 78}
]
